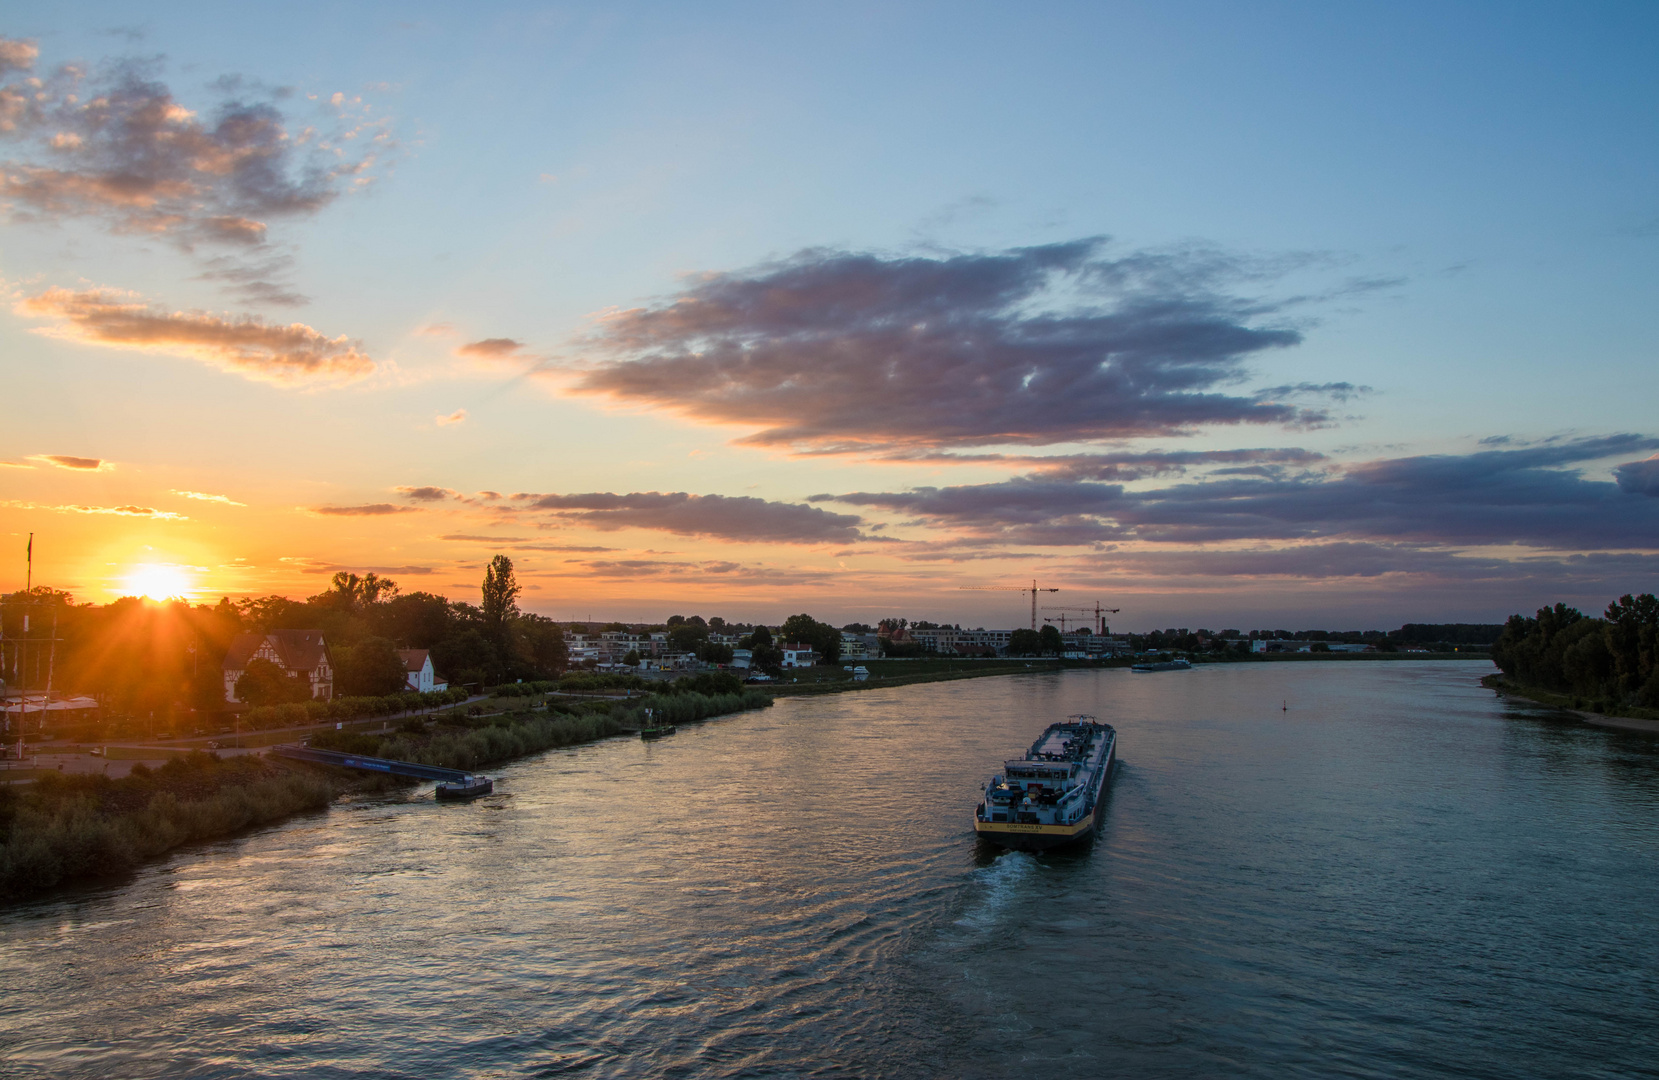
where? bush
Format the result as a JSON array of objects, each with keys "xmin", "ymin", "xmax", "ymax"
[
  {"xmin": 666, "ymin": 672, "xmax": 744, "ymax": 697},
  {"xmin": 557, "ymin": 673, "xmax": 643, "ymax": 693},
  {"xmin": 488, "ymin": 680, "xmax": 559, "ymax": 697}
]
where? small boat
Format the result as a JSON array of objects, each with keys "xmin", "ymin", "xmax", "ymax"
[
  {"xmin": 1131, "ymin": 657, "xmax": 1192, "ymax": 672},
  {"xmin": 639, "ymin": 708, "xmax": 676, "ymax": 740},
  {"xmin": 435, "ymin": 775, "xmax": 493, "ymax": 800}
]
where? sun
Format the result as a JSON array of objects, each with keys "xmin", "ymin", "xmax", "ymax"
[{"xmin": 124, "ymin": 564, "xmax": 195, "ymax": 601}]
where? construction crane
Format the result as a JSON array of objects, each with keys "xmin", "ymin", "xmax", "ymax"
[
  {"xmin": 1042, "ymin": 602, "xmax": 1122, "ymax": 636},
  {"xmin": 960, "ymin": 579, "xmax": 1060, "ymax": 631}
]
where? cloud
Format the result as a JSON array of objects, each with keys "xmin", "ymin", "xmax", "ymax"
[
  {"xmin": 0, "ymin": 37, "xmax": 38, "ymax": 77},
  {"xmin": 18, "ymin": 286, "xmax": 374, "ymax": 385},
  {"xmin": 435, "ymin": 408, "xmax": 468, "ymax": 426},
  {"xmin": 71, "ymin": 504, "xmax": 183, "ymax": 519},
  {"xmin": 31, "ymin": 454, "xmax": 110, "ymax": 471},
  {"xmin": 569, "ymin": 238, "xmax": 1346, "ymax": 452},
  {"xmin": 456, "ymin": 337, "xmax": 528, "ymax": 360},
  {"xmin": 311, "ymin": 503, "xmax": 420, "ymax": 516},
  {"xmin": 821, "ymin": 434, "xmax": 1659, "ymax": 551},
  {"xmin": 194, "ymin": 252, "xmax": 308, "ymax": 307},
  {"xmin": 395, "ymin": 485, "xmax": 456, "ymax": 502},
  {"xmin": 511, "ymin": 490, "xmax": 866, "ymax": 544},
  {"xmin": 1614, "ymin": 455, "xmax": 1659, "ymax": 496},
  {"xmin": 0, "ymin": 42, "xmax": 386, "ymax": 248},
  {"xmin": 299, "ymin": 564, "xmax": 433, "ymax": 575},
  {"xmin": 172, "ymin": 489, "xmax": 245, "ymax": 505},
  {"xmin": 900, "ymin": 446, "xmax": 1330, "ymax": 481},
  {"xmin": 570, "ymin": 558, "xmax": 834, "ymax": 585},
  {"xmin": 0, "ymin": 499, "xmax": 187, "ymax": 520}
]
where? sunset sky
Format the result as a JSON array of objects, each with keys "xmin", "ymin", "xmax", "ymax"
[{"xmin": 2, "ymin": 2, "xmax": 1657, "ymax": 630}]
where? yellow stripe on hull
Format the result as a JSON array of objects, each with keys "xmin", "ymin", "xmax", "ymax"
[{"xmin": 974, "ymin": 811, "xmax": 1095, "ymax": 840}]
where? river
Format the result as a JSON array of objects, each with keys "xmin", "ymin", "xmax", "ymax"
[{"xmin": 3, "ymin": 661, "xmax": 1658, "ymax": 1078}]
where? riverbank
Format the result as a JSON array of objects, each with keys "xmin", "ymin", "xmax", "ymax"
[
  {"xmin": 0, "ymin": 688, "xmax": 772, "ymax": 899},
  {"xmin": 1481, "ymin": 674, "xmax": 1659, "ymax": 733},
  {"xmin": 769, "ymin": 650, "xmax": 1488, "ymax": 695}
]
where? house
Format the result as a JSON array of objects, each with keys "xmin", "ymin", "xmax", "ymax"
[
  {"xmin": 781, "ymin": 643, "xmax": 818, "ymax": 668},
  {"xmin": 222, "ymin": 630, "xmax": 334, "ymax": 703},
  {"xmin": 730, "ymin": 648, "xmax": 753, "ymax": 670},
  {"xmin": 397, "ymin": 649, "xmax": 448, "ymax": 693}
]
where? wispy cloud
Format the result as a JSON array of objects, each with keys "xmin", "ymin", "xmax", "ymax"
[
  {"xmin": 570, "ymin": 238, "xmax": 1348, "ymax": 453},
  {"xmin": 456, "ymin": 337, "xmax": 528, "ymax": 361},
  {"xmin": 510, "ymin": 490, "xmax": 866, "ymax": 544},
  {"xmin": 395, "ymin": 485, "xmax": 456, "ymax": 502},
  {"xmin": 18, "ymin": 286, "xmax": 374, "ymax": 385},
  {"xmin": 310, "ymin": 503, "xmax": 421, "ymax": 516},
  {"xmin": 435, "ymin": 408, "xmax": 467, "ymax": 426},
  {"xmin": 3, "ymin": 499, "xmax": 185, "ymax": 520},
  {"xmin": 30, "ymin": 454, "xmax": 111, "ymax": 471},
  {"xmin": 172, "ymin": 489, "xmax": 245, "ymax": 505},
  {"xmin": 819, "ymin": 434, "xmax": 1659, "ymax": 551}
]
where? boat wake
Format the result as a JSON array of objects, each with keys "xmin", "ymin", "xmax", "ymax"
[{"xmin": 952, "ymin": 851, "xmax": 1039, "ymax": 933}]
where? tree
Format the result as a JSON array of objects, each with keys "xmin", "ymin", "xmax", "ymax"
[
  {"xmin": 668, "ymin": 623, "xmax": 709, "ymax": 653},
  {"xmin": 335, "ymin": 637, "xmax": 409, "ymax": 697},
  {"xmin": 1039, "ymin": 624, "xmax": 1063, "ymax": 655},
  {"xmin": 698, "ymin": 640, "xmax": 734, "ymax": 665},
  {"xmin": 623, "ymin": 649, "xmax": 641, "ymax": 666},
  {"xmin": 1008, "ymin": 628, "xmax": 1044, "ymax": 656},
  {"xmin": 481, "ymin": 555, "xmax": 521, "ymax": 654},
  {"xmin": 372, "ymin": 591, "xmax": 454, "ymax": 648},
  {"xmin": 780, "ymin": 613, "xmax": 841, "ymax": 664},
  {"xmin": 749, "ymin": 643, "xmax": 783, "ymax": 675},
  {"xmin": 235, "ymin": 658, "xmax": 312, "ymax": 705},
  {"xmin": 431, "ymin": 628, "xmax": 500, "ymax": 690},
  {"xmin": 513, "ymin": 613, "xmax": 569, "ymax": 677}
]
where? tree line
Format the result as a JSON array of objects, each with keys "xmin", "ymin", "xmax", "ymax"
[
  {"xmin": 0, "ymin": 555, "xmax": 566, "ymax": 727},
  {"xmin": 1492, "ymin": 594, "xmax": 1659, "ymax": 710}
]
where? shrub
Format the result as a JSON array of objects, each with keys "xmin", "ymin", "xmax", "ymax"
[{"xmin": 558, "ymin": 672, "xmax": 643, "ymax": 693}]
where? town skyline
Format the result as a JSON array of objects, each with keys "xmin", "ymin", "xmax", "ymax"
[{"xmin": 3, "ymin": 4, "xmax": 1657, "ymax": 628}]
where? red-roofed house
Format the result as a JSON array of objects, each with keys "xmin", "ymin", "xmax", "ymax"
[
  {"xmin": 397, "ymin": 649, "xmax": 447, "ymax": 693},
  {"xmin": 222, "ymin": 630, "xmax": 334, "ymax": 703}
]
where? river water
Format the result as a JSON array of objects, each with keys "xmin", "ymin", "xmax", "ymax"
[{"xmin": 3, "ymin": 661, "xmax": 1658, "ymax": 1079}]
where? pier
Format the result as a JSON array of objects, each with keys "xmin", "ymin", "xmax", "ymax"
[{"xmin": 272, "ymin": 744, "xmax": 489, "ymax": 795}]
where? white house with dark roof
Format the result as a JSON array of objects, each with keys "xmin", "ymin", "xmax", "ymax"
[
  {"xmin": 781, "ymin": 643, "xmax": 818, "ymax": 668},
  {"xmin": 222, "ymin": 630, "xmax": 334, "ymax": 703},
  {"xmin": 397, "ymin": 649, "xmax": 448, "ymax": 693}
]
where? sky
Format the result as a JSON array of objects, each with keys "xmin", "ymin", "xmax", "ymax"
[{"xmin": 1, "ymin": 1, "xmax": 1656, "ymax": 631}]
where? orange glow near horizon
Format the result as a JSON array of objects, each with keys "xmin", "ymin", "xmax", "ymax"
[{"xmin": 121, "ymin": 564, "xmax": 196, "ymax": 602}]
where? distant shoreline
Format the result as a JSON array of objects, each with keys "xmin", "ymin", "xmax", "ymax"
[{"xmin": 769, "ymin": 650, "xmax": 1492, "ymax": 696}]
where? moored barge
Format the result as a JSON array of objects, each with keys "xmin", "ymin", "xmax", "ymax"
[{"xmin": 974, "ymin": 715, "xmax": 1115, "ymax": 852}]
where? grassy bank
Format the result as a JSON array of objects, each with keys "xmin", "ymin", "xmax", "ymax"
[
  {"xmin": 0, "ymin": 753, "xmax": 352, "ymax": 898},
  {"xmin": 2, "ymin": 687, "xmax": 773, "ymax": 901},
  {"xmin": 1481, "ymin": 673, "xmax": 1659, "ymax": 724}
]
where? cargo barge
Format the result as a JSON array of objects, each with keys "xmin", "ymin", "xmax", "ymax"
[{"xmin": 974, "ymin": 715, "xmax": 1115, "ymax": 852}]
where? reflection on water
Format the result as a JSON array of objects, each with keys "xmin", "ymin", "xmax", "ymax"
[{"xmin": 2, "ymin": 662, "xmax": 1658, "ymax": 1079}]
